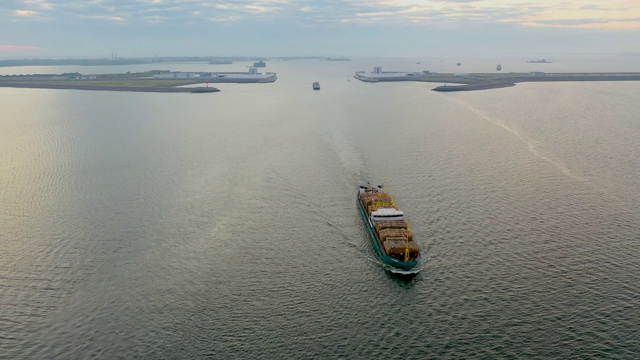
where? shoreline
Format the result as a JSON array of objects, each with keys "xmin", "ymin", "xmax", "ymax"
[
  {"xmin": 432, "ymin": 82, "xmax": 516, "ymax": 92},
  {"xmin": 0, "ymin": 69, "xmax": 278, "ymax": 93},
  {"xmin": 354, "ymin": 71, "xmax": 640, "ymax": 92},
  {"xmin": 431, "ymin": 73, "xmax": 640, "ymax": 92},
  {"xmin": 4, "ymin": 71, "xmax": 640, "ymax": 93},
  {"xmin": 0, "ymin": 81, "xmax": 219, "ymax": 93}
]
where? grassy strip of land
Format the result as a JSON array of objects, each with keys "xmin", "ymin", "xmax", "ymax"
[
  {"xmin": 355, "ymin": 72, "xmax": 640, "ymax": 91},
  {"xmin": 0, "ymin": 77, "xmax": 218, "ymax": 93},
  {"xmin": 425, "ymin": 72, "xmax": 640, "ymax": 92}
]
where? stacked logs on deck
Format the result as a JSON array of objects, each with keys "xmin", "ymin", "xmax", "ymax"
[
  {"xmin": 374, "ymin": 222, "xmax": 419, "ymax": 259},
  {"xmin": 360, "ymin": 192, "xmax": 396, "ymax": 215}
]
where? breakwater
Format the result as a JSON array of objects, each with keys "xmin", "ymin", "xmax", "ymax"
[
  {"xmin": 0, "ymin": 82, "xmax": 219, "ymax": 93},
  {"xmin": 433, "ymin": 82, "xmax": 516, "ymax": 92},
  {"xmin": 0, "ymin": 71, "xmax": 227, "ymax": 93},
  {"xmin": 431, "ymin": 73, "xmax": 640, "ymax": 92},
  {"xmin": 354, "ymin": 70, "xmax": 640, "ymax": 91}
]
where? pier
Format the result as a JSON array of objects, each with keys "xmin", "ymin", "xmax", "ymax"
[
  {"xmin": 0, "ymin": 81, "xmax": 219, "ymax": 93},
  {"xmin": 430, "ymin": 73, "xmax": 640, "ymax": 92},
  {"xmin": 353, "ymin": 68, "xmax": 640, "ymax": 92},
  {"xmin": 0, "ymin": 71, "xmax": 225, "ymax": 93}
]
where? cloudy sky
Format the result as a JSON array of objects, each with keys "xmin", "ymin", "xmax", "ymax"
[{"xmin": 1, "ymin": 0, "xmax": 640, "ymax": 58}]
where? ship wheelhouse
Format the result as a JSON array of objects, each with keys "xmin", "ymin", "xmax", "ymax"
[{"xmin": 370, "ymin": 208, "xmax": 404, "ymax": 223}]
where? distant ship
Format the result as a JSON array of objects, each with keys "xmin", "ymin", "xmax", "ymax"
[
  {"xmin": 456, "ymin": 62, "xmax": 462, "ymax": 66},
  {"xmin": 527, "ymin": 59, "xmax": 552, "ymax": 63},
  {"xmin": 209, "ymin": 58, "xmax": 233, "ymax": 65},
  {"xmin": 324, "ymin": 57, "xmax": 350, "ymax": 61},
  {"xmin": 496, "ymin": 63, "xmax": 502, "ymax": 71},
  {"xmin": 313, "ymin": 81, "xmax": 320, "ymax": 90},
  {"xmin": 253, "ymin": 61, "xmax": 266, "ymax": 67}
]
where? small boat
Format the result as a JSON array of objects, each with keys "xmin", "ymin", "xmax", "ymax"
[
  {"xmin": 357, "ymin": 183, "xmax": 420, "ymax": 271},
  {"xmin": 456, "ymin": 62, "xmax": 462, "ymax": 66},
  {"xmin": 527, "ymin": 59, "xmax": 552, "ymax": 63},
  {"xmin": 496, "ymin": 63, "xmax": 502, "ymax": 71},
  {"xmin": 312, "ymin": 81, "xmax": 320, "ymax": 90}
]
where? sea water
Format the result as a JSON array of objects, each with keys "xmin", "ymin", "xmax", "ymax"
[{"xmin": 1, "ymin": 56, "xmax": 639, "ymax": 358}]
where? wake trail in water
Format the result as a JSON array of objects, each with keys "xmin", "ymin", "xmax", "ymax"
[
  {"xmin": 441, "ymin": 95, "xmax": 587, "ymax": 183},
  {"xmin": 326, "ymin": 124, "xmax": 365, "ymax": 184},
  {"xmin": 365, "ymin": 254, "xmax": 430, "ymax": 275}
]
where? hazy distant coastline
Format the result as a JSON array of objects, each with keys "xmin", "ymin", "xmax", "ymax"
[{"xmin": 0, "ymin": 56, "xmax": 326, "ymax": 67}]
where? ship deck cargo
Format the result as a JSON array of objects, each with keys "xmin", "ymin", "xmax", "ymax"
[{"xmin": 357, "ymin": 183, "xmax": 420, "ymax": 270}]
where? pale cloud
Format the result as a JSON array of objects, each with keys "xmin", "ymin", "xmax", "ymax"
[
  {"xmin": 6, "ymin": 0, "xmax": 637, "ymax": 30},
  {"xmin": 516, "ymin": 17, "xmax": 640, "ymax": 30},
  {"xmin": 214, "ymin": 2, "xmax": 280, "ymax": 12},
  {"xmin": 87, "ymin": 15, "xmax": 125, "ymax": 21},
  {"xmin": 331, "ymin": 0, "xmax": 640, "ymax": 29},
  {"xmin": 15, "ymin": 9, "xmax": 38, "ymax": 16},
  {"xmin": 355, "ymin": 11, "xmax": 396, "ymax": 18},
  {"xmin": 495, "ymin": 0, "xmax": 640, "ymax": 29},
  {"xmin": 0, "ymin": 44, "xmax": 42, "ymax": 50},
  {"xmin": 23, "ymin": 0, "xmax": 54, "ymax": 10},
  {"xmin": 144, "ymin": 15, "xmax": 166, "ymax": 23},
  {"xmin": 208, "ymin": 15, "xmax": 243, "ymax": 22},
  {"xmin": 244, "ymin": 5, "xmax": 269, "ymax": 12},
  {"xmin": 2, "ymin": 0, "xmax": 638, "ymax": 58},
  {"xmin": 214, "ymin": 4, "xmax": 233, "ymax": 10}
]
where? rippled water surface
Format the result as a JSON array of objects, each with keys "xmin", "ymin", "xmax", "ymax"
[{"xmin": 1, "ymin": 58, "xmax": 639, "ymax": 359}]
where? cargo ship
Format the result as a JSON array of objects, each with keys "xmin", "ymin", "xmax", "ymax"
[{"xmin": 357, "ymin": 183, "xmax": 420, "ymax": 270}]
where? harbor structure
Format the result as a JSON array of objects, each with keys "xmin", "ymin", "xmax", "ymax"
[
  {"xmin": 354, "ymin": 66, "xmax": 437, "ymax": 82},
  {"xmin": 151, "ymin": 67, "xmax": 277, "ymax": 83},
  {"xmin": 204, "ymin": 67, "xmax": 277, "ymax": 83},
  {"xmin": 152, "ymin": 72, "xmax": 198, "ymax": 79},
  {"xmin": 529, "ymin": 72, "xmax": 547, "ymax": 77}
]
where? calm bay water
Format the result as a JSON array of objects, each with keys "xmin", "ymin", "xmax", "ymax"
[{"xmin": 1, "ymin": 58, "xmax": 639, "ymax": 359}]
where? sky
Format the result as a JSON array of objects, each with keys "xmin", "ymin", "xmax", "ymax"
[{"xmin": 1, "ymin": 0, "xmax": 640, "ymax": 58}]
